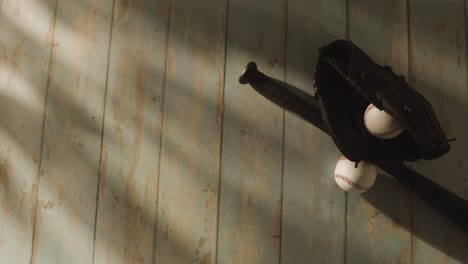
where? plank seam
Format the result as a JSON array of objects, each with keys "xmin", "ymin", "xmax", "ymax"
[
  {"xmin": 152, "ymin": 0, "xmax": 173, "ymax": 262},
  {"xmin": 215, "ymin": 0, "xmax": 230, "ymax": 263},
  {"xmin": 278, "ymin": 0, "xmax": 288, "ymax": 263},
  {"xmin": 29, "ymin": 0, "xmax": 60, "ymax": 262},
  {"xmin": 406, "ymin": 0, "xmax": 414, "ymax": 262},
  {"xmin": 91, "ymin": 0, "xmax": 116, "ymax": 262}
]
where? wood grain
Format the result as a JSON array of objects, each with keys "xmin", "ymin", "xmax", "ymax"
[
  {"xmin": 216, "ymin": 0, "xmax": 285, "ymax": 263},
  {"xmin": 1, "ymin": 0, "xmax": 468, "ymax": 263},
  {"xmin": 347, "ymin": 0, "xmax": 412, "ymax": 263},
  {"xmin": 280, "ymin": 0, "xmax": 347, "ymax": 263},
  {"xmin": 0, "ymin": 0, "xmax": 57, "ymax": 262},
  {"xmin": 154, "ymin": 0, "xmax": 227, "ymax": 263},
  {"xmin": 93, "ymin": 0, "xmax": 170, "ymax": 263},
  {"xmin": 31, "ymin": 0, "xmax": 114, "ymax": 263},
  {"xmin": 409, "ymin": 0, "xmax": 468, "ymax": 263}
]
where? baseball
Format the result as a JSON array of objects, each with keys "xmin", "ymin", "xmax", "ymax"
[
  {"xmin": 364, "ymin": 103, "xmax": 404, "ymax": 139},
  {"xmin": 334, "ymin": 157, "xmax": 377, "ymax": 193}
]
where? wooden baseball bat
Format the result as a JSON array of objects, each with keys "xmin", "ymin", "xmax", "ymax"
[{"xmin": 239, "ymin": 61, "xmax": 468, "ymax": 233}]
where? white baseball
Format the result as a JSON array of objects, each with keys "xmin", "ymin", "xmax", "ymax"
[
  {"xmin": 334, "ymin": 157, "xmax": 377, "ymax": 193},
  {"xmin": 364, "ymin": 103, "xmax": 404, "ymax": 139}
]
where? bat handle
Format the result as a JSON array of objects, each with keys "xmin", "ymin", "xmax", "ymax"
[{"xmin": 239, "ymin": 62, "xmax": 327, "ymax": 133}]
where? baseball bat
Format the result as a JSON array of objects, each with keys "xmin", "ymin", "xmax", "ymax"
[{"xmin": 239, "ymin": 61, "xmax": 468, "ymax": 233}]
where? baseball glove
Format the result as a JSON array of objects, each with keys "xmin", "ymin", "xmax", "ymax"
[{"xmin": 314, "ymin": 40, "xmax": 452, "ymax": 163}]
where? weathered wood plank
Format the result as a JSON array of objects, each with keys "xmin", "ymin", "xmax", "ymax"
[
  {"xmin": 409, "ymin": 0, "xmax": 468, "ymax": 263},
  {"xmin": 31, "ymin": 0, "xmax": 114, "ymax": 263},
  {"xmin": 216, "ymin": 1, "xmax": 285, "ymax": 263},
  {"xmin": 280, "ymin": 0, "xmax": 346, "ymax": 263},
  {"xmin": 154, "ymin": 0, "xmax": 227, "ymax": 263},
  {"xmin": 93, "ymin": 0, "xmax": 170, "ymax": 263},
  {"xmin": 0, "ymin": 0, "xmax": 56, "ymax": 262},
  {"xmin": 346, "ymin": 0, "xmax": 412, "ymax": 263}
]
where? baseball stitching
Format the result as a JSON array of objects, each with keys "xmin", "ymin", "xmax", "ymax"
[
  {"xmin": 334, "ymin": 174, "xmax": 370, "ymax": 191},
  {"xmin": 364, "ymin": 104, "xmax": 402, "ymax": 138}
]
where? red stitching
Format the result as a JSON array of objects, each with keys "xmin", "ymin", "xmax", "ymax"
[
  {"xmin": 335, "ymin": 174, "xmax": 370, "ymax": 191},
  {"xmin": 364, "ymin": 104, "xmax": 402, "ymax": 138},
  {"xmin": 364, "ymin": 103, "xmax": 376, "ymax": 116}
]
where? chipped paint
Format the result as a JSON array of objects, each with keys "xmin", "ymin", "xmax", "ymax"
[
  {"xmin": 216, "ymin": 68, "xmax": 224, "ymax": 131},
  {"xmin": 0, "ymin": 150, "xmax": 12, "ymax": 216},
  {"xmin": 0, "ymin": 39, "xmax": 25, "ymax": 82},
  {"xmin": 32, "ymin": 151, "xmax": 40, "ymax": 165},
  {"xmin": 116, "ymin": 0, "xmax": 129, "ymax": 22},
  {"xmin": 198, "ymin": 236, "xmax": 208, "ymax": 248}
]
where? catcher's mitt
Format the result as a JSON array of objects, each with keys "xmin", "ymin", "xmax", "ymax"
[
  {"xmin": 238, "ymin": 52, "xmax": 467, "ymax": 234},
  {"xmin": 314, "ymin": 40, "xmax": 452, "ymax": 163}
]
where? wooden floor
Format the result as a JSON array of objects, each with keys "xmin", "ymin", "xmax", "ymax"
[{"xmin": 1, "ymin": 0, "xmax": 467, "ymax": 263}]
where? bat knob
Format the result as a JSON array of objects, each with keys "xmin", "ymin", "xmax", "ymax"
[{"xmin": 239, "ymin": 61, "xmax": 258, "ymax": 84}]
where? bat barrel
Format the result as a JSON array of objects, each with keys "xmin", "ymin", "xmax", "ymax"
[{"xmin": 377, "ymin": 162, "xmax": 468, "ymax": 234}]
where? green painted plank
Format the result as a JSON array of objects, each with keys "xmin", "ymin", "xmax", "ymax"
[
  {"xmin": 216, "ymin": 1, "xmax": 285, "ymax": 263},
  {"xmin": 31, "ymin": 0, "xmax": 114, "ymax": 263},
  {"xmin": 0, "ymin": 0, "xmax": 56, "ymax": 262},
  {"xmin": 93, "ymin": 0, "xmax": 170, "ymax": 263},
  {"xmin": 280, "ymin": 0, "xmax": 346, "ymax": 263},
  {"xmin": 409, "ymin": 0, "xmax": 468, "ymax": 263},
  {"xmin": 153, "ymin": 0, "xmax": 227, "ymax": 263},
  {"xmin": 346, "ymin": 0, "xmax": 412, "ymax": 263}
]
